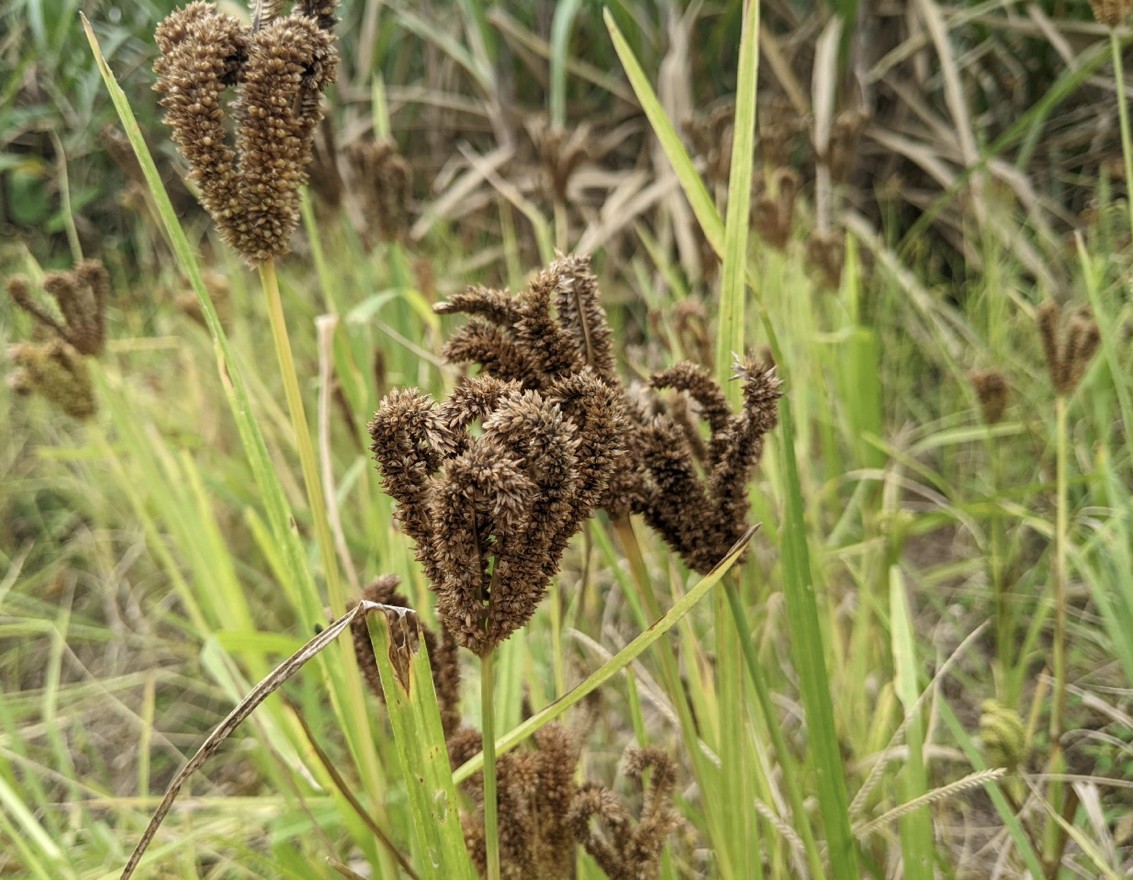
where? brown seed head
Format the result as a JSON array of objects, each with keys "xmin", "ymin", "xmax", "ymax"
[
  {"xmin": 349, "ymin": 138, "xmax": 413, "ymax": 243},
  {"xmin": 969, "ymin": 370, "xmax": 1009, "ymax": 424},
  {"xmin": 805, "ymin": 230, "xmax": 845, "ymax": 291},
  {"xmin": 827, "ymin": 108, "xmax": 869, "ymax": 183},
  {"xmin": 1036, "ymin": 301, "xmax": 1100, "ymax": 395},
  {"xmin": 533, "ymin": 120, "xmax": 592, "ymax": 203},
  {"xmin": 370, "ymin": 372, "xmax": 621, "ymax": 654},
  {"xmin": 759, "ymin": 92, "xmax": 805, "ymax": 170},
  {"xmin": 569, "ymin": 747, "xmax": 680, "ymax": 880},
  {"xmin": 751, "ymin": 168, "xmax": 800, "ymax": 252},
  {"xmin": 6, "ymin": 260, "xmax": 109, "ymax": 357},
  {"xmin": 634, "ymin": 356, "xmax": 781, "ymax": 574},
  {"xmin": 7, "ymin": 341, "xmax": 97, "ymax": 419},
  {"xmin": 153, "ymin": 1, "xmax": 339, "ymax": 264},
  {"xmin": 1090, "ymin": 0, "xmax": 1131, "ymax": 27}
]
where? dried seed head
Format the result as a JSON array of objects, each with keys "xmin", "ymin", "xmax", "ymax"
[
  {"xmin": 673, "ymin": 298, "xmax": 712, "ymax": 367},
  {"xmin": 805, "ymin": 230, "xmax": 845, "ymax": 291},
  {"xmin": 153, "ymin": 1, "xmax": 339, "ymax": 264},
  {"xmin": 634, "ymin": 356, "xmax": 781, "ymax": 575},
  {"xmin": 1089, "ymin": 0, "xmax": 1131, "ymax": 27},
  {"xmin": 685, "ymin": 101, "xmax": 734, "ymax": 187},
  {"xmin": 349, "ymin": 138, "xmax": 412, "ymax": 243},
  {"xmin": 569, "ymin": 748, "xmax": 680, "ymax": 880},
  {"xmin": 759, "ymin": 92, "xmax": 805, "ymax": 170},
  {"xmin": 1065, "ymin": 310, "xmax": 1101, "ymax": 392},
  {"xmin": 968, "ymin": 370, "xmax": 1009, "ymax": 424},
  {"xmin": 370, "ymin": 372, "xmax": 621, "ymax": 654},
  {"xmin": 1036, "ymin": 301, "xmax": 1061, "ymax": 386},
  {"xmin": 436, "ymin": 255, "xmax": 643, "ymax": 518},
  {"xmin": 827, "ymin": 108, "xmax": 869, "ymax": 183},
  {"xmin": 6, "ymin": 260, "xmax": 109, "ymax": 356},
  {"xmin": 751, "ymin": 168, "xmax": 801, "ymax": 251},
  {"xmin": 1036, "ymin": 301, "xmax": 1100, "ymax": 395},
  {"xmin": 7, "ymin": 341, "xmax": 97, "ymax": 419},
  {"xmin": 532, "ymin": 120, "xmax": 592, "ymax": 203},
  {"xmin": 435, "ymin": 256, "xmax": 778, "ymax": 573},
  {"xmin": 458, "ymin": 723, "xmax": 585, "ymax": 879}
]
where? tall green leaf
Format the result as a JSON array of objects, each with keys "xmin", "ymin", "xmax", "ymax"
[{"xmin": 365, "ymin": 609, "xmax": 476, "ymax": 880}]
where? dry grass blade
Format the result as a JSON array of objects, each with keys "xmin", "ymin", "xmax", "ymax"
[
  {"xmin": 120, "ymin": 600, "xmax": 392, "ymax": 880},
  {"xmin": 410, "ymin": 145, "xmax": 513, "ymax": 242},
  {"xmin": 1020, "ymin": 775, "xmax": 1121, "ymax": 879},
  {"xmin": 811, "ymin": 14, "xmax": 841, "ymax": 233},
  {"xmin": 326, "ymin": 858, "xmax": 367, "ymax": 880},
  {"xmin": 853, "ymin": 769, "xmax": 1006, "ymax": 841}
]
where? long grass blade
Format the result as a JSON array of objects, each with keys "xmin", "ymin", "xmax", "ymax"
[
  {"xmin": 604, "ymin": 9, "xmax": 723, "ymax": 257},
  {"xmin": 889, "ymin": 566, "xmax": 933, "ymax": 878},
  {"xmin": 364, "ymin": 609, "xmax": 477, "ymax": 879},
  {"xmin": 777, "ymin": 400, "xmax": 858, "ymax": 878},
  {"xmin": 716, "ymin": 0, "xmax": 759, "ymax": 402}
]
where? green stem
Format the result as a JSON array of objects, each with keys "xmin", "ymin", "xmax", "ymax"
[
  {"xmin": 261, "ymin": 260, "xmax": 345, "ymax": 614},
  {"xmin": 262, "ymin": 260, "xmax": 392, "ymax": 872},
  {"xmin": 481, "ymin": 649, "xmax": 501, "ymax": 881},
  {"xmin": 1052, "ymin": 394, "xmax": 1068, "ymax": 748},
  {"xmin": 1045, "ymin": 393, "xmax": 1069, "ymax": 874},
  {"xmin": 988, "ymin": 433, "xmax": 1014, "ymax": 701},
  {"xmin": 1112, "ymin": 30, "xmax": 1133, "ymax": 244}
]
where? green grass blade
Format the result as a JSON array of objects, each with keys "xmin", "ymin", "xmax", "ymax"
[
  {"xmin": 778, "ymin": 401, "xmax": 858, "ymax": 877},
  {"xmin": 0, "ymin": 774, "xmax": 65, "ymax": 875},
  {"xmin": 604, "ymin": 8, "xmax": 723, "ymax": 257},
  {"xmin": 716, "ymin": 0, "xmax": 759, "ymax": 402},
  {"xmin": 365, "ymin": 609, "xmax": 476, "ymax": 880},
  {"xmin": 890, "ymin": 566, "xmax": 933, "ymax": 879},
  {"xmin": 549, "ymin": 0, "xmax": 585, "ymax": 128},
  {"xmin": 939, "ymin": 700, "xmax": 1044, "ymax": 878}
]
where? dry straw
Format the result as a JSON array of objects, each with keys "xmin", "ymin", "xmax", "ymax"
[{"xmin": 969, "ymin": 369, "xmax": 1009, "ymax": 424}]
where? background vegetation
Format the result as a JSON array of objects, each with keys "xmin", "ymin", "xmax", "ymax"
[{"xmin": 1, "ymin": 0, "xmax": 1132, "ymax": 879}]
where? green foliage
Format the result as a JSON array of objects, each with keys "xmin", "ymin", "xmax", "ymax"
[{"xmin": 1, "ymin": 0, "xmax": 1132, "ymax": 881}]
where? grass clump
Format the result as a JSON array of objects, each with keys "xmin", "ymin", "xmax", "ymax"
[{"xmin": 1, "ymin": 0, "xmax": 1133, "ymax": 882}]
